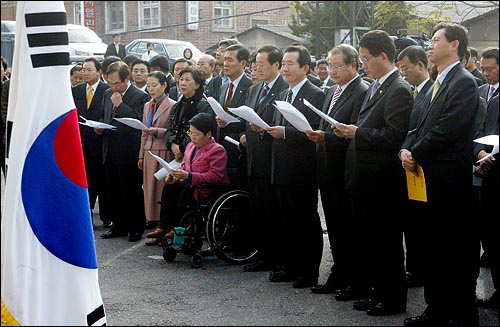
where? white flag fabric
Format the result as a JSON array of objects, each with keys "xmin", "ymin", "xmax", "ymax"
[{"xmin": 1, "ymin": 2, "xmax": 106, "ymax": 326}]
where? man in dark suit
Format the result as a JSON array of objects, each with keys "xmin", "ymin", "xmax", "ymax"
[
  {"xmin": 474, "ymin": 94, "xmax": 499, "ymax": 309},
  {"xmin": 478, "ymin": 47, "xmax": 499, "ymax": 104},
  {"xmin": 216, "ymin": 44, "xmax": 252, "ymax": 186},
  {"xmin": 197, "ymin": 54, "xmax": 222, "ymax": 100},
  {"xmin": 396, "ymin": 45, "xmax": 434, "ymax": 289},
  {"xmin": 335, "ymin": 30, "xmax": 412, "ymax": 316},
  {"xmin": 467, "ymin": 47, "xmax": 487, "ymax": 85},
  {"xmin": 95, "ymin": 61, "xmax": 150, "ymax": 242},
  {"xmin": 400, "ymin": 23, "xmax": 480, "ymax": 327},
  {"xmin": 104, "ymin": 33, "xmax": 126, "ymax": 59},
  {"xmin": 72, "ymin": 57, "xmax": 112, "ymax": 228},
  {"xmin": 150, "ymin": 55, "xmax": 176, "ymax": 89},
  {"xmin": 239, "ymin": 45, "xmax": 288, "ymax": 273},
  {"xmin": 266, "ymin": 45, "xmax": 325, "ymax": 289},
  {"xmin": 306, "ymin": 44, "xmax": 369, "ymax": 297},
  {"xmin": 168, "ymin": 58, "xmax": 191, "ymax": 101}
]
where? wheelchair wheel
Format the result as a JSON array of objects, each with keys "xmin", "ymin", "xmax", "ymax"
[
  {"xmin": 190, "ymin": 253, "xmax": 204, "ymax": 268},
  {"xmin": 206, "ymin": 190, "xmax": 259, "ymax": 264},
  {"xmin": 163, "ymin": 247, "xmax": 176, "ymax": 262}
]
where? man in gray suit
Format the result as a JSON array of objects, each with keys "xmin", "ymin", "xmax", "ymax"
[
  {"xmin": 335, "ymin": 30, "xmax": 412, "ymax": 316},
  {"xmin": 306, "ymin": 44, "xmax": 369, "ymax": 297},
  {"xmin": 266, "ymin": 45, "xmax": 325, "ymax": 289},
  {"xmin": 240, "ymin": 45, "xmax": 288, "ymax": 273},
  {"xmin": 95, "ymin": 61, "xmax": 150, "ymax": 242}
]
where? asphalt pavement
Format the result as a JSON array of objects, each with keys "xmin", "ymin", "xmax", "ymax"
[{"xmin": 1, "ymin": 173, "xmax": 498, "ymax": 326}]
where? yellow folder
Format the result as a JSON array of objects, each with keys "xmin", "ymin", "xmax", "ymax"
[{"xmin": 406, "ymin": 164, "xmax": 427, "ymax": 202}]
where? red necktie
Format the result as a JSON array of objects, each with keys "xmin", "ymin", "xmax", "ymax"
[{"xmin": 224, "ymin": 82, "xmax": 234, "ymax": 111}]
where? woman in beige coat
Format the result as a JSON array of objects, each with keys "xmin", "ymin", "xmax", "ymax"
[{"xmin": 138, "ymin": 71, "xmax": 176, "ymax": 229}]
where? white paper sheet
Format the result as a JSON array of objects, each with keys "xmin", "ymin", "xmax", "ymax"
[
  {"xmin": 474, "ymin": 135, "xmax": 499, "ymax": 163},
  {"xmin": 229, "ymin": 105, "xmax": 270, "ymax": 129},
  {"xmin": 274, "ymin": 101, "xmax": 312, "ymax": 133},
  {"xmin": 113, "ymin": 117, "xmax": 149, "ymax": 131},
  {"xmin": 303, "ymin": 99, "xmax": 339, "ymax": 127},
  {"xmin": 206, "ymin": 96, "xmax": 240, "ymax": 125},
  {"xmin": 153, "ymin": 159, "xmax": 182, "ymax": 180},
  {"xmin": 224, "ymin": 136, "xmax": 240, "ymax": 146},
  {"xmin": 149, "ymin": 151, "xmax": 181, "ymax": 180},
  {"xmin": 79, "ymin": 115, "xmax": 116, "ymax": 130}
]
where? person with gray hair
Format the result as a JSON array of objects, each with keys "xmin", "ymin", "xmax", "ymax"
[{"xmin": 306, "ymin": 44, "xmax": 370, "ymax": 297}]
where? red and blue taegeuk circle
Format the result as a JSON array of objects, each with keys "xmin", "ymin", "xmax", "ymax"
[{"xmin": 21, "ymin": 109, "xmax": 97, "ymax": 268}]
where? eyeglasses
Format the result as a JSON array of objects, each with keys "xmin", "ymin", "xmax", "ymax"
[
  {"xmin": 360, "ymin": 56, "xmax": 375, "ymax": 65},
  {"xmin": 187, "ymin": 130, "xmax": 203, "ymax": 138},
  {"xmin": 327, "ymin": 64, "xmax": 349, "ymax": 71},
  {"xmin": 108, "ymin": 80, "xmax": 125, "ymax": 87},
  {"xmin": 399, "ymin": 66, "xmax": 410, "ymax": 73}
]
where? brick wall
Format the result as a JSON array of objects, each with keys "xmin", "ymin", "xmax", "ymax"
[{"xmin": 64, "ymin": 1, "xmax": 294, "ymax": 53}]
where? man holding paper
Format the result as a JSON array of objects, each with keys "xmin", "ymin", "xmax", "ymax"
[
  {"xmin": 240, "ymin": 45, "xmax": 288, "ymax": 273},
  {"xmin": 266, "ymin": 45, "xmax": 325, "ymax": 289},
  {"xmin": 216, "ymin": 44, "xmax": 252, "ymax": 186},
  {"xmin": 305, "ymin": 44, "xmax": 369, "ymax": 297}
]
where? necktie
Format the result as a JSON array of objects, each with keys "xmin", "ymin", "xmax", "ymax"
[
  {"xmin": 487, "ymin": 85, "xmax": 496, "ymax": 101},
  {"xmin": 256, "ymin": 84, "xmax": 270, "ymax": 111},
  {"xmin": 115, "ymin": 43, "xmax": 119, "ymax": 55},
  {"xmin": 431, "ymin": 79, "xmax": 440, "ymax": 101},
  {"xmin": 87, "ymin": 85, "xmax": 93, "ymax": 109},
  {"xmin": 327, "ymin": 86, "xmax": 342, "ymax": 115},
  {"xmin": 413, "ymin": 88, "xmax": 418, "ymax": 99},
  {"xmin": 224, "ymin": 82, "xmax": 234, "ymax": 111},
  {"xmin": 286, "ymin": 89, "xmax": 293, "ymax": 103},
  {"xmin": 370, "ymin": 80, "xmax": 380, "ymax": 100}
]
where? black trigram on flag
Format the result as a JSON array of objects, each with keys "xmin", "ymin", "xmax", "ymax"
[
  {"xmin": 25, "ymin": 11, "xmax": 69, "ymax": 68},
  {"xmin": 87, "ymin": 304, "xmax": 106, "ymax": 326}
]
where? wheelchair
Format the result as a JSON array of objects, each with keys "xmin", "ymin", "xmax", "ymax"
[{"xmin": 160, "ymin": 172, "xmax": 258, "ymax": 268}]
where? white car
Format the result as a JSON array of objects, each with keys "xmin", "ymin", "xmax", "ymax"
[
  {"xmin": 125, "ymin": 38, "xmax": 203, "ymax": 66},
  {"xmin": 1, "ymin": 21, "xmax": 107, "ymax": 64},
  {"xmin": 67, "ymin": 24, "xmax": 107, "ymax": 63}
]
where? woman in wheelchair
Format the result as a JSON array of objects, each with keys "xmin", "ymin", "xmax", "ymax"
[{"xmin": 146, "ymin": 112, "xmax": 229, "ymax": 244}]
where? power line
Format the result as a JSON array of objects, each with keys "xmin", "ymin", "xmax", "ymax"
[{"xmin": 99, "ymin": 5, "xmax": 291, "ymax": 37}]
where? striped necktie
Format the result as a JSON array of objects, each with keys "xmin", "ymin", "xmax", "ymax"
[
  {"xmin": 413, "ymin": 88, "xmax": 418, "ymax": 99},
  {"xmin": 256, "ymin": 84, "xmax": 270, "ymax": 111},
  {"xmin": 370, "ymin": 80, "xmax": 380, "ymax": 100},
  {"xmin": 327, "ymin": 86, "xmax": 342, "ymax": 115},
  {"xmin": 431, "ymin": 79, "xmax": 440, "ymax": 101}
]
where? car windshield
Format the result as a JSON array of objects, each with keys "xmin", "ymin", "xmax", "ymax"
[
  {"xmin": 1, "ymin": 21, "xmax": 16, "ymax": 32},
  {"xmin": 165, "ymin": 43, "xmax": 201, "ymax": 59},
  {"xmin": 68, "ymin": 27, "xmax": 102, "ymax": 43}
]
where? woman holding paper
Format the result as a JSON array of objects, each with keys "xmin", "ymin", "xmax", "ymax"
[
  {"xmin": 138, "ymin": 71, "xmax": 176, "ymax": 229},
  {"xmin": 147, "ymin": 113, "xmax": 229, "ymax": 241},
  {"xmin": 165, "ymin": 67, "xmax": 211, "ymax": 162}
]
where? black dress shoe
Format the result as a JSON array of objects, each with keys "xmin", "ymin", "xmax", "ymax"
[
  {"xmin": 477, "ymin": 290, "xmax": 499, "ymax": 309},
  {"xmin": 353, "ymin": 299, "xmax": 375, "ymax": 311},
  {"xmin": 406, "ymin": 271, "xmax": 424, "ymax": 288},
  {"xmin": 403, "ymin": 313, "xmax": 436, "ymax": 326},
  {"xmin": 128, "ymin": 232, "xmax": 142, "ymax": 242},
  {"xmin": 269, "ymin": 270, "xmax": 295, "ymax": 283},
  {"xmin": 243, "ymin": 260, "xmax": 272, "ymax": 272},
  {"xmin": 102, "ymin": 221, "xmax": 113, "ymax": 228},
  {"xmin": 292, "ymin": 276, "xmax": 318, "ymax": 289},
  {"xmin": 366, "ymin": 302, "xmax": 406, "ymax": 316},
  {"xmin": 335, "ymin": 286, "xmax": 368, "ymax": 301},
  {"xmin": 101, "ymin": 230, "xmax": 127, "ymax": 239},
  {"xmin": 311, "ymin": 281, "xmax": 338, "ymax": 294}
]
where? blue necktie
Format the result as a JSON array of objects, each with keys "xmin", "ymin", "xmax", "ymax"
[
  {"xmin": 370, "ymin": 80, "xmax": 380, "ymax": 100},
  {"xmin": 256, "ymin": 84, "xmax": 270, "ymax": 111}
]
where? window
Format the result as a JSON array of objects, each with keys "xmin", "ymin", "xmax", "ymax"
[
  {"xmin": 106, "ymin": 1, "xmax": 125, "ymax": 33},
  {"xmin": 140, "ymin": 1, "xmax": 160, "ymax": 30},
  {"xmin": 73, "ymin": 2, "xmax": 82, "ymax": 25},
  {"xmin": 213, "ymin": 1, "xmax": 233, "ymax": 29},
  {"xmin": 250, "ymin": 18, "xmax": 269, "ymax": 27}
]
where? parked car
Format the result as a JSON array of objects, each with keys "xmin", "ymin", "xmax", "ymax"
[
  {"xmin": 125, "ymin": 38, "xmax": 203, "ymax": 66},
  {"xmin": 67, "ymin": 24, "xmax": 107, "ymax": 63},
  {"xmin": 1, "ymin": 21, "xmax": 107, "ymax": 64}
]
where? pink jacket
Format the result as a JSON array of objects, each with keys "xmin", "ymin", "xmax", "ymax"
[{"xmin": 181, "ymin": 138, "xmax": 230, "ymax": 200}]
